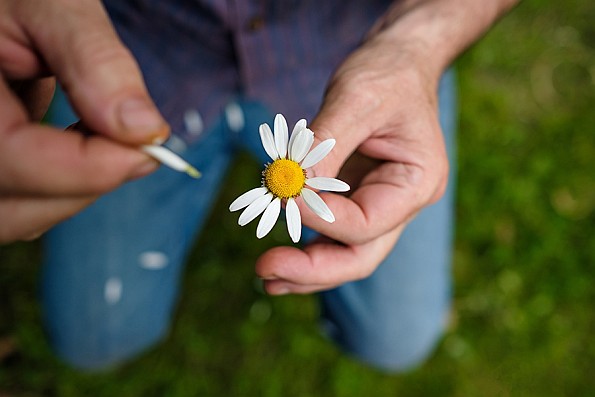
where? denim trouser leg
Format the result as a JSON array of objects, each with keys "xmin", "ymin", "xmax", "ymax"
[
  {"xmin": 42, "ymin": 69, "xmax": 456, "ymax": 371},
  {"xmin": 320, "ymin": 70, "xmax": 457, "ymax": 371},
  {"xmin": 41, "ymin": 116, "xmax": 237, "ymax": 370}
]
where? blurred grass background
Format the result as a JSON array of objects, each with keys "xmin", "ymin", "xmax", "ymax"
[{"xmin": 1, "ymin": 0, "xmax": 594, "ymax": 395}]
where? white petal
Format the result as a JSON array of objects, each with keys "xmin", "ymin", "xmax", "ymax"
[
  {"xmin": 301, "ymin": 188, "xmax": 335, "ymax": 223},
  {"xmin": 306, "ymin": 177, "xmax": 350, "ymax": 192},
  {"xmin": 238, "ymin": 193, "xmax": 273, "ymax": 226},
  {"xmin": 274, "ymin": 114, "xmax": 288, "ymax": 158},
  {"xmin": 286, "ymin": 198, "xmax": 302, "ymax": 243},
  {"xmin": 259, "ymin": 123, "xmax": 279, "ymax": 160},
  {"xmin": 289, "ymin": 128, "xmax": 314, "ymax": 163},
  {"xmin": 229, "ymin": 187, "xmax": 268, "ymax": 212},
  {"xmin": 141, "ymin": 145, "xmax": 191, "ymax": 172},
  {"xmin": 292, "ymin": 119, "xmax": 307, "ymax": 135},
  {"xmin": 256, "ymin": 198, "xmax": 281, "ymax": 238},
  {"xmin": 300, "ymin": 139, "xmax": 336, "ymax": 169},
  {"xmin": 288, "ymin": 119, "xmax": 307, "ymax": 155}
]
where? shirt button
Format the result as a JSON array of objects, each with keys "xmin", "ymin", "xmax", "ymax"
[{"xmin": 247, "ymin": 16, "xmax": 265, "ymax": 31}]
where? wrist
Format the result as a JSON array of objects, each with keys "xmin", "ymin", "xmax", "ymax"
[{"xmin": 368, "ymin": 0, "xmax": 519, "ymax": 80}]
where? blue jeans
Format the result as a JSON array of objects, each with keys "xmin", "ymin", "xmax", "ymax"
[{"xmin": 42, "ymin": 71, "xmax": 456, "ymax": 371}]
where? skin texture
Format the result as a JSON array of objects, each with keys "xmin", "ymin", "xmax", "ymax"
[{"xmin": 0, "ymin": 0, "xmax": 519, "ymax": 294}]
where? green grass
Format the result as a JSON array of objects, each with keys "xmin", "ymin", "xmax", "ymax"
[{"xmin": 1, "ymin": 0, "xmax": 594, "ymax": 395}]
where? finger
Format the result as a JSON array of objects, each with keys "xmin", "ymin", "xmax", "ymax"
[
  {"xmin": 298, "ymin": 161, "xmax": 427, "ymax": 245},
  {"xmin": 0, "ymin": 195, "xmax": 97, "ymax": 244},
  {"xmin": 305, "ymin": 89, "xmax": 385, "ymax": 177},
  {"xmin": 301, "ymin": 105, "xmax": 446, "ymax": 245},
  {"xmin": 255, "ymin": 226, "xmax": 403, "ymax": 294},
  {"xmin": 0, "ymin": 126, "xmax": 159, "ymax": 196},
  {"xmin": 0, "ymin": 1, "xmax": 49, "ymax": 78},
  {"xmin": 14, "ymin": 0, "xmax": 169, "ymax": 144},
  {"xmin": 0, "ymin": 78, "xmax": 159, "ymax": 196}
]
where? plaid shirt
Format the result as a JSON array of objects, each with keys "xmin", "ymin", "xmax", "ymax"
[{"xmin": 104, "ymin": 0, "xmax": 393, "ymax": 143}]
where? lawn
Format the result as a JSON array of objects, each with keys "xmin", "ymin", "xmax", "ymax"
[{"xmin": 1, "ymin": 0, "xmax": 594, "ymax": 395}]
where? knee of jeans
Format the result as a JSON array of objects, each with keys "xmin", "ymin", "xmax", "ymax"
[
  {"xmin": 47, "ymin": 315, "xmax": 167, "ymax": 372},
  {"xmin": 323, "ymin": 308, "xmax": 449, "ymax": 373},
  {"xmin": 42, "ymin": 270, "xmax": 173, "ymax": 371}
]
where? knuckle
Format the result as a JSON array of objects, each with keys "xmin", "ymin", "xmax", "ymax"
[
  {"xmin": 73, "ymin": 38, "xmax": 141, "ymax": 92},
  {"xmin": 79, "ymin": 37, "xmax": 134, "ymax": 72}
]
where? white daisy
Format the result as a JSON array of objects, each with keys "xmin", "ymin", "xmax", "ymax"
[{"xmin": 229, "ymin": 113, "xmax": 350, "ymax": 243}]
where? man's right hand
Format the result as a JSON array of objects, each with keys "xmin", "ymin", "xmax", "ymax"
[{"xmin": 0, "ymin": 0, "xmax": 169, "ymax": 243}]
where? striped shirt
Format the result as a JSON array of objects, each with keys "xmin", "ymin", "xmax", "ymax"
[{"xmin": 104, "ymin": 0, "xmax": 393, "ymax": 143}]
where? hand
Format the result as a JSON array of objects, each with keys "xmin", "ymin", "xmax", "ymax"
[
  {"xmin": 0, "ymin": 0, "xmax": 169, "ymax": 243},
  {"xmin": 255, "ymin": 0, "xmax": 518, "ymax": 294},
  {"xmin": 255, "ymin": 34, "xmax": 448, "ymax": 294}
]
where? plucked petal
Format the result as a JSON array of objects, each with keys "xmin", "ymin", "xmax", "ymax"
[
  {"xmin": 238, "ymin": 193, "xmax": 273, "ymax": 226},
  {"xmin": 141, "ymin": 145, "xmax": 190, "ymax": 172},
  {"xmin": 301, "ymin": 188, "xmax": 335, "ymax": 223},
  {"xmin": 306, "ymin": 177, "xmax": 350, "ymax": 192},
  {"xmin": 259, "ymin": 123, "xmax": 279, "ymax": 160},
  {"xmin": 289, "ymin": 128, "xmax": 314, "ymax": 163},
  {"xmin": 300, "ymin": 139, "xmax": 336, "ymax": 169},
  {"xmin": 229, "ymin": 187, "xmax": 268, "ymax": 212},
  {"xmin": 286, "ymin": 198, "xmax": 302, "ymax": 243},
  {"xmin": 257, "ymin": 197, "xmax": 281, "ymax": 238},
  {"xmin": 274, "ymin": 114, "xmax": 288, "ymax": 158}
]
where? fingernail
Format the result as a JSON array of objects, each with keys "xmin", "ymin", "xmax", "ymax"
[
  {"xmin": 272, "ymin": 287, "xmax": 290, "ymax": 296},
  {"xmin": 119, "ymin": 98, "xmax": 169, "ymax": 141}
]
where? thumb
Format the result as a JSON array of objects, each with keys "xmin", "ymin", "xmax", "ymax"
[
  {"xmin": 307, "ymin": 81, "xmax": 379, "ymax": 179},
  {"xmin": 19, "ymin": 0, "xmax": 169, "ymax": 144}
]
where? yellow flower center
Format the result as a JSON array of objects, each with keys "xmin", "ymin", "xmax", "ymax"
[{"xmin": 263, "ymin": 159, "xmax": 306, "ymax": 199}]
